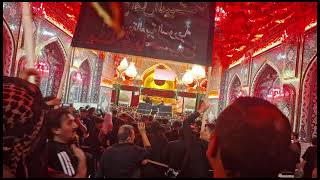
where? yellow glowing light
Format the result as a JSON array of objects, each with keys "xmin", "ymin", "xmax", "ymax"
[
  {"xmin": 275, "ymin": 19, "xmax": 285, "ymax": 24},
  {"xmin": 235, "ymin": 45, "xmax": 246, "ymax": 52},
  {"xmin": 253, "ymin": 37, "xmax": 283, "ymax": 57},
  {"xmin": 208, "ymin": 90, "xmax": 219, "ymax": 99},
  {"xmin": 124, "ymin": 62, "xmax": 137, "ymax": 78},
  {"xmin": 305, "ymin": 21, "xmax": 317, "ymax": 31},
  {"xmin": 191, "ymin": 65, "xmax": 206, "ymax": 80},
  {"xmin": 182, "ymin": 70, "xmax": 194, "ymax": 85},
  {"xmin": 117, "ymin": 57, "xmax": 129, "ymax": 71},
  {"xmin": 254, "ymin": 34, "xmax": 263, "ymax": 38}
]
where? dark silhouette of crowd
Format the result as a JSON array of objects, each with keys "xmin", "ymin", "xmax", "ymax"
[{"xmin": 3, "ymin": 72, "xmax": 318, "ymax": 178}]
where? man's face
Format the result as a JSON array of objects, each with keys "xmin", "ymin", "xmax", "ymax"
[
  {"xmin": 130, "ymin": 129, "xmax": 135, "ymax": 142},
  {"xmin": 54, "ymin": 114, "xmax": 78, "ymax": 143},
  {"xmin": 200, "ymin": 126, "xmax": 212, "ymax": 142}
]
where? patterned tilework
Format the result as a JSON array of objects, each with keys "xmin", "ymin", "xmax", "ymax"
[
  {"xmin": 302, "ymin": 29, "xmax": 317, "ymax": 74},
  {"xmin": 300, "ymin": 60, "xmax": 317, "ymax": 142}
]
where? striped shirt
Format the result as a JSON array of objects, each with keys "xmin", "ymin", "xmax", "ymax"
[{"xmin": 48, "ymin": 140, "xmax": 78, "ymax": 177}]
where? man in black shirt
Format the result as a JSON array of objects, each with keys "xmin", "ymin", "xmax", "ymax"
[
  {"xmin": 300, "ymin": 137, "xmax": 317, "ymax": 178},
  {"xmin": 166, "ymin": 120, "xmax": 182, "ymax": 142},
  {"xmin": 95, "ymin": 122, "xmax": 152, "ymax": 178},
  {"xmin": 46, "ymin": 108, "xmax": 87, "ymax": 178},
  {"xmin": 163, "ymin": 102, "xmax": 212, "ymax": 178}
]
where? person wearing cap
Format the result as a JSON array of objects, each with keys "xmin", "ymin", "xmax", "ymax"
[{"xmin": 207, "ymin": 97, "xmax": 292, "ymax": 177}]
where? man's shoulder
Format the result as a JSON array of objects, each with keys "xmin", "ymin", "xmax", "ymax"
[{"xmin": 47, "ymin": 141, "xmax": 72, "ymax": 154}]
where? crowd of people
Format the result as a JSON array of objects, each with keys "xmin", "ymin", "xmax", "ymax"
[{"xmin": 3, "ymin": 70, "xmax": 318, "ymax": 178}]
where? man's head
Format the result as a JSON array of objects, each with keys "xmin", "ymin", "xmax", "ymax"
[
  {"xmin": 46, "ymin": 108, "xmax": 78, "ymax": 144},
  {"xmin": 210, "ymin": 97, "xmax": 291, "ymax": 177},
  {"xmin": 80, "ymin": 108, "xmax": 88, "ymax": 118},
  {"xmin": 88, "ymin": 107, "xmax": 96, "ymax": 116},
  {"xmin": 93, "ymin": 115, "xmax": 104, "ymax": 129},
  {"xmin": 200, "ymin": 123, "xmax": 215, "ymax": 142},
  {"xmin": 172, "ymin": 120, "xmax": 182, "ymax": 130},
  {"xmin": 117, "ymin": 125, "xmax": 135, "ymax": 143}
]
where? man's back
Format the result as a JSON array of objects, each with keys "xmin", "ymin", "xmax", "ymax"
[
  {"xmin": 165, "ymin": 140, "xmax": 185, "ymax": 170},
  {"xmin": 96, "ymin": 143, "xmax": 149, "ymax": 178},
  {"xmin": 166, "ymin": 130, "xmax": 180, "ymax": 142}
]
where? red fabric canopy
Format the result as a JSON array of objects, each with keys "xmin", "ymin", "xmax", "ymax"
[{"xmin": 31, "ymin": 2, "xmax": 317, "ymax": 68}]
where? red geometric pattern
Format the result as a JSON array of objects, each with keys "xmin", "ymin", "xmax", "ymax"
[{"xmin": 3, "ymin": 20, "xmax": 15, "ymax": 76}]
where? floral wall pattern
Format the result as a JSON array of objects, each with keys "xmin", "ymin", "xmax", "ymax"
[
  {"xmin": 227, "ymin": 75, "xmax": 242, "ymax": 105},
  {"xmin": 3, "ymin": 2, "xmax": 21, "ymax": 47},
  {"xmin": 221, "ymin": 28, "xmax": 316, "ymax": 136},
  {"xmin": 90, "ymin": 58, "xmax": 103, "ymax": 103},
  {"xmin": 300, "ymin": 59, "xmax": 317, "ymax": 142},
  {"xmin": 38, "ymin": 41, "xmax": 66, "ymax": 97},
  {"xmin": 3, "ymin": 20, "xmax": 15, "ymax": 76},
  {"xmin": 302, "ymin": 30, "xmax": 317, "ymax": 74},
  {"xmin": 79, "ymin": 59, "xmax": 91, "ymax": 103}
]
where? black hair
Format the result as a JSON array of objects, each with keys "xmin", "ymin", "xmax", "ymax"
[
  {"xmin": 46, "ymin": 108, "xmax": 71, "ymax": 139},
  {"xmin": 117, "ymin": 125, "xmax": 134, "ymax": 142},
  {"xmin": 215, "ymin": 97, "xmax": 291, "ymax": 177},
  {"xmin": 172, "ymin": 120, "xmax": 182, "ymax": 129}
]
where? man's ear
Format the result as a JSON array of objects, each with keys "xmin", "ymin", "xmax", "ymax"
[{"xmin": 52, "ymin": 128, "xmax": 61, "ymax": 136}]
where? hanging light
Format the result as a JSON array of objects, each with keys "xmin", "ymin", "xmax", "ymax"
[
  {"xmin": 117, "ymin": 57, "xmax": 129, "ymax": 71},
  {"xmin": 182, "ymin": 70, "xmax": 194, "ymax": 85},
  {"xmin": 124, "ymin": 62, "xmax": 137, "ymax": 78},
  {"xmin": 191, "ymin": 65, "xmax": 206, "ymax": 80}
]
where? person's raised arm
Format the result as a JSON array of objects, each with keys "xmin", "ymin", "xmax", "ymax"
[{"xmin": 138, "ymin": 122, "xmax": 151, "ymax": 148}]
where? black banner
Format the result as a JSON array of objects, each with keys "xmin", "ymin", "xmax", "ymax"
[{"xmin": 72, "ymin": 2, "xmax": 215, "ymax": 66}]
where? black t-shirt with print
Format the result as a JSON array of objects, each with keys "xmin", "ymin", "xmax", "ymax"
[
  {"xmin": 47, "ymin": 140, "xmax": 78, "ymax": 177},
  {"xmin": 95, "ymin": 143, "xmax": 151, "ymax": 178}
]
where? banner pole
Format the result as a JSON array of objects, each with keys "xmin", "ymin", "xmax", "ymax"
[{"xmin": 201, "ymin": 66, "xmax": 212, "ymax": 132}]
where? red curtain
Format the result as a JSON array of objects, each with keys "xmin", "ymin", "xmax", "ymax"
[
  {"xmin": 111, "ymin": 89, "xmax": 117, "ymax": 103},
  {"xmin": 178, "ymin": 91, "xmax": 197, "ymax": 98},
  {"xmin": 141, "ymin": 88, "xmax": 176, "ymax": 98},
  {"xmin": 130, "ymin": 91, "xmax": 140, "ymax": 107}
]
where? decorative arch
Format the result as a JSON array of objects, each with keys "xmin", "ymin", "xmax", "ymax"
[
  {"xmin": 36, "ymin": 37, "xmax": 68, "ymax": 61},
  {"xmin": 299, "ymin": 57, "xmax": 317, "ymax": 142},
  {"xmin": 251, "ymin": 62, "xmax": 281, "ymax": 99},
  {"xmin": 68, "ymin": 70, "xmax": 83, "ymax": 103},
  {"xmin": 251, "ymin": 61, "xmax": 282, "ymax": 96},
  {"xmin": 16, "ymin": 55, "xmax": 27, "ymax": 77},
  {"xmin": 141, "ymin": 63, "xmax": 178, "ymax": 90},
  {"xmin": 79, "ymin": 59, "xmax": 91, "ymax": 103},
  {"xmin": 226, "ymin": 74, "xmax": 242, "ymax": 105},
  {"xmin": 3, "ymin": 19, "xmax": 15, "ymax": 76},
  {"xmin": 279, "ymin": 84, "xmax": 296, "ymax": 128},
  {"xmin": 37, "ymin": 40, "xmax": 67, "ymax": 96}
]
